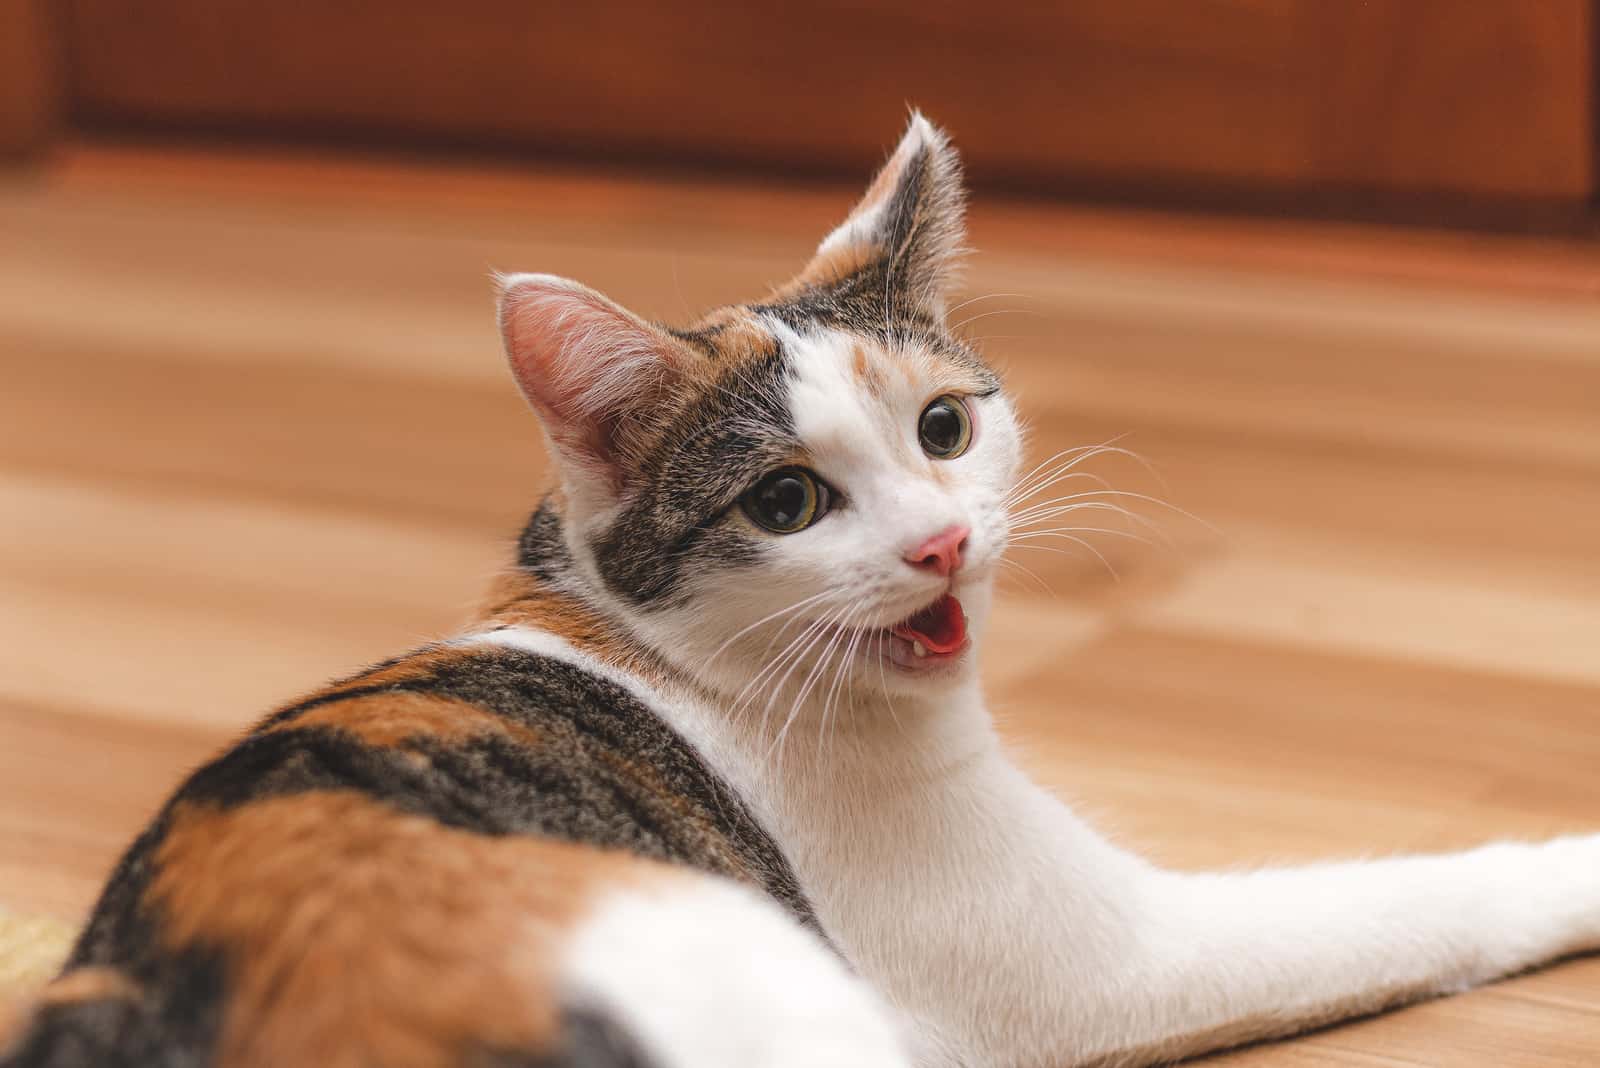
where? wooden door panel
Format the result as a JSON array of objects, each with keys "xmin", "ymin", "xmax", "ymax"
[
  {"xmin": 0, "ymin": 0, "xmax": 56, "ymax": 157},
  {"xmin": 57, "ymin": 1, "xmax": 1600, "ymax": 206}
]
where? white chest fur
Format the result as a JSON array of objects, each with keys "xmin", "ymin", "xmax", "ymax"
[{"xmin": 480, "ymin": 626, "xmax": 1600, "ymax": 1068}]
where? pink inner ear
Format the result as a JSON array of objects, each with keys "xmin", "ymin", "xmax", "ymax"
[{"xmin": 499, "ymin": 275, "xmax": 675, "ymax": 467}]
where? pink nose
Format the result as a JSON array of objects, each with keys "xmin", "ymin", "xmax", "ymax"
[{"xmin": 904, "ymin": 524, "xmax": 970, "ymax": 577}]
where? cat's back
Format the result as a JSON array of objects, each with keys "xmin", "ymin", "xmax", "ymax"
[{"xmin": 4, "ymin": 631, "xmax": 819, "ymax": 1068}]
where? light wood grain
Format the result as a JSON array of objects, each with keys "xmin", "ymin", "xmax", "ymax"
[{"xmin": 1, "ymin": 142, "xmax": 1598, "ymax": 1064}]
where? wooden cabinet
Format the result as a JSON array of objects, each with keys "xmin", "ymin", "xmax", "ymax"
[
  {"xmin": 0, "ymin": 0, "xmax": 54, "ymax": 157},
  {"xmin": 15, "ymin": 1, "xmax": 1600, "ymax": 226}
]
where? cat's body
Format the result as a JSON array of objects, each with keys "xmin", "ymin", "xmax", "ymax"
[
  {"xmin": 8, "ymin": 563, "xmax": 876, "ymax": 1067},
  {"xmin": 6, "ymin": 115, "xmax": 1598, "ymax": 1068}
]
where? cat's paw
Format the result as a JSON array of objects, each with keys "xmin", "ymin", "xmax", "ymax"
[
  {"xmin": 1469, "ymin": 833, "xmax": 1600, "ymax": 970},
  {"xmin": 1535, "ymin": 833, "xmax": 1600, "ymax": 946},
  {"xmin": 561, "ymin": 876, "xmax": 911, "ymax": 1068}
]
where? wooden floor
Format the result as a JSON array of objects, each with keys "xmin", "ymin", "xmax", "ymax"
[{"xmin": 3, "ymin": 142, "xmax": 1599, "ymax": 1064}]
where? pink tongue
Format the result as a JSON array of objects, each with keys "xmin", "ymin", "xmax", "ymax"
[{"xmin": 891, "ymin": 595, "xmax": 967, "ymax": 654}]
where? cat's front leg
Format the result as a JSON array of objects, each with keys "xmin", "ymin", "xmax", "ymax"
[
  {"xmin": 1088, "ymin": 832, "xmax": 1600, "ymax": 1066},
  {"xmin": 831, "ymin": 754, "xmax": 1600, "ymax": 1068}
]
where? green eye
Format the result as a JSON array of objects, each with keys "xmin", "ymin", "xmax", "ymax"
[
  {"xmin": 742, "ymin": 467, "xmax": 829, "ymax": 534},
  {"xmin": 918, "ymin": 395, "xmax": 972, "ymax": 459}
]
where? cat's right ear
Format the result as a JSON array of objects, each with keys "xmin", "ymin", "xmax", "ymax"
[
  {"xmin": 496, "ymin": 273, "xmax": 684, "ymax": 485},
  {"xmin": 779, "ymin": 112, "xmax": 966, "ymax": 324}
]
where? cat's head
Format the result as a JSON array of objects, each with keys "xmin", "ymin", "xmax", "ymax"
[{"xmin": 498, "ymin": 114, "xmax": 1021, "ymax": 708}]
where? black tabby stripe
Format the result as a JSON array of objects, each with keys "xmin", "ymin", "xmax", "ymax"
[
  {"xmin": 85, "ymin": 645, "xmax": 818, "ymax": 947},
  {"xmin": 587, "ymin": 344, "xmax": 799, "ymax": 608},
  {"xmin": 475, "ymin": 1006, "xmax": 663, "ymax": 1068}
]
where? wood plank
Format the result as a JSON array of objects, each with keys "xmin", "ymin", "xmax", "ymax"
[
  {"xmin": 0, "ymin": 471, "xmax": 507, "ymax": 728},
  {"xmin": 0, "ymin": 699, "xmax": 223, "ymax": 919},
  {"xmin": 33, "ymin": 141, "xmax": 1600, "ymax": 300}
]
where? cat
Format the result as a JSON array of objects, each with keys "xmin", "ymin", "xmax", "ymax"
[{"xmin": 5, "ymin": 113, "xmax": 1599, "ymax": 1068}]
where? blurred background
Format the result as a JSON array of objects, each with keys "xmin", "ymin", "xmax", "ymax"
[
  {"xmin": 3, "ymin": 3, "xmax": 1599, "ymax": 1062},
  {"xmin": 5, "ymin": 2, "xmax": 1599, "ymax": 227}
]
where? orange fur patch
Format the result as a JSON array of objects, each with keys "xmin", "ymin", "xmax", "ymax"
[
  {"xmin": 147, "ymin": 793, "xmax": 688, "ymax": 1068},
  {"xmin": 681, "ymin": 306, "xmax": 779, "ymax": 377},
  {"xmin": 478, "ymin": 568, "xmax": 652, "ymax": 676},
  {"xmin": 260, "ymin": 690, "xmax": 542, "ymax": 751},
  {"xmin": 481, "ymin": 569, "xmax": 614, "ymax": 649},
  {"xmin": 849, "ymin": 340, "xmax": 892, "ymax": 398},
  {"xmin": 784, "ymin": 243, "xmax": 873, "ymax": 295},
  {"xmin": 309, "ymin": 645, "xmax": 474, "ymax": 705}
]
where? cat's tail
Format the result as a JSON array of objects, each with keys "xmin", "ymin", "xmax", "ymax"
[
  {"xmin": 0, "ymin": 972, "xmax": 665, "ymax": 1068},
  {"xmin": 0, "ymin": 967, "xmax": 162, "ymax": 1068}
]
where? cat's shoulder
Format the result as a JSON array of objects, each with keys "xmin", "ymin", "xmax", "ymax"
[
  {"xmin": 135, "ymin": 627, "xmax": 815, "ymax": 925},
  {"xmin": 253, "ymin": 626, "xmax": 676, "ymax": 764}
]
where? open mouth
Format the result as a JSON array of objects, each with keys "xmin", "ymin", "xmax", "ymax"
[{"xmin": 884, "ymin": 593, "xmax": 969, "ymax": 671}]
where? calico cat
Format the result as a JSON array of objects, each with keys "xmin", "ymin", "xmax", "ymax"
[{"xmin": 6, "ymin": 114, "xmax": 1599, "ymax": 1068}]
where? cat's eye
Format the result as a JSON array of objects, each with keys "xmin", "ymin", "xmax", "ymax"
[
  {"xmin": 742, "ymin": 467, "xmax": 829, "ymax": 534},
  {"xmin": 918, "ymin": 395, "xmax": 972, "ymax": 459}
]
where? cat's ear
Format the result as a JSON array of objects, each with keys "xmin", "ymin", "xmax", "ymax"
[
  {"xmin": 497, "ymin": 273, "xmax": 684, "ymax": 482},
  {"xmin": 784, "ymin": 111, "xmax": 966, "ymax": 323}
]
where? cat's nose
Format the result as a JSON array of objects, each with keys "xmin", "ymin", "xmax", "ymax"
[{"xmin": 904, "ymin": 524, "xmax": 970, "ymax": 577}]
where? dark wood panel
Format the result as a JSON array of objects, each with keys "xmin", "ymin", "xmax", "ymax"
[
  {"xmin": 59, "ymin": 1, "xmax": 1598, "ymax": 206},
  {"xmin": 62, "ymin": 2, "xmax": 1315, "ymax": 182},
  {"xmin": 1306, "ymin": 0, "xmax": 1594, "ymax": 198},
  {"xmin": 0, "ymin": 0, "xmax": 57, "ymax": 158}
]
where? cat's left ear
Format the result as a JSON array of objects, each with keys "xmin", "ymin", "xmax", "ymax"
[{"xmin": 781, "ymin": 111, "xmax": 966, "ymax": 324}]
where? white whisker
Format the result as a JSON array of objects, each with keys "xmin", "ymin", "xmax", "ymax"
[{"xmin": 1010, "ymin": 533, "xmax": 1119, "ymax": 578}]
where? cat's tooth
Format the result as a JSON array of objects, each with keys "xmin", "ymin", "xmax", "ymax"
[{"xmin": 913, "ymin": 640, "xmax": 928, "ymax": 658}]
